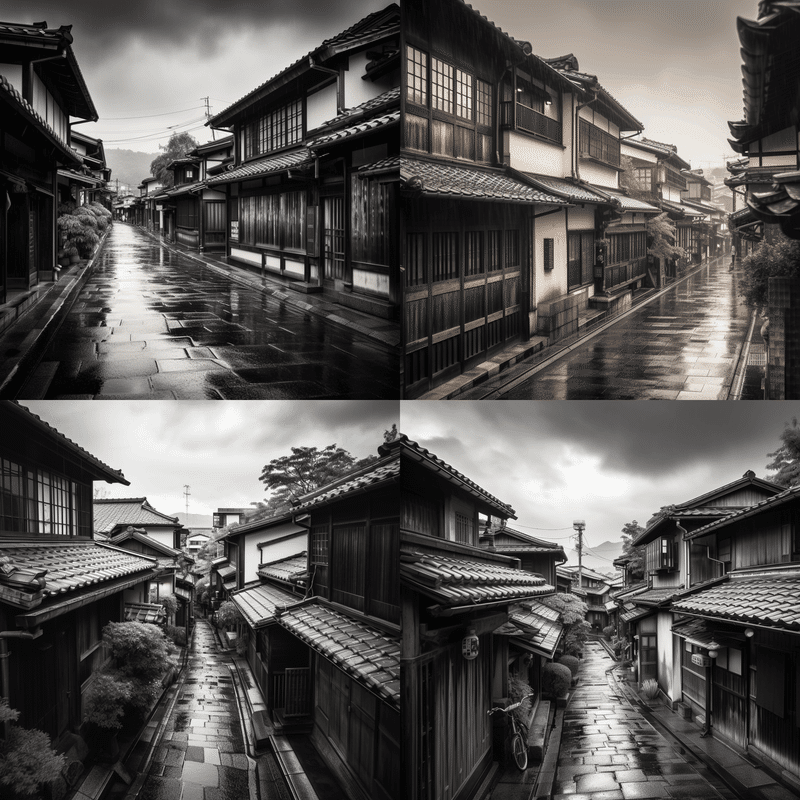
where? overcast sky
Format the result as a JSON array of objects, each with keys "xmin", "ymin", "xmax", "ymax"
[
  {"xmin": 4, "ymin": 0, "xmax": 388, "ymax": 154},
  {"xmin": 23, "ymin": 400, "xmax": 397, "ymax": 523},
  {"xmin": 402, "ymin": 402, "xmax": 800, "ymax": 564},
  {"xmin": 464, "ymin": 0, "xmax": 758, "ymax": 171}
]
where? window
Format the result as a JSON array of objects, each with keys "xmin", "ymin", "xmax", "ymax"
[
  {"xmin": 243, "ymin": 99, "xmax": 303, "ymax": 160},
  {"xmin": 431, "ymin": 232, "xmax": 458, "ymax": 282},
  {"xmin": 464, "ymin": 231, "xmax": 484, "ymax": 276},
  {"xmin": 717, "ymin": 538, "xmax": 731, "ymax": 572},
  {"xmin": 454, "ymin": 512, "xmax": 474, "ymax": 544},
  {"xmin": 640, "ymin": 633, "xmax": 657, "ymax": 680},
  {"xmin": 568, "ymin": 231, "xmax": 594, "ymax": 290},
  {"xmin": 504, "ymin": 230, "xmax": 520, "ymax": 268},
  {"xmin": 406, "ymin": 45, "xmax": 428, "ymax": 106},
  {"xmin": 432, "ymin": 58, "xmax": 453, "ymax": 114},
  {"xmin": 311, "ymin": 525, "xmax": 329, "ymax": 565},
  {"xmin": 659, "ymin": 537, "xmax": 677, "ymax": 570},
  {"xmin": 488, "ymin": 231, "xmax": 502, "ymax": 272},
  {"xmin": 543, "ymin": 238, "xmax": 554, "ymax": 271},
  {"xmin": 406, "ymin": 232, "xmax": 427, "ymax": 286},
  {"xmin": 455, "ymin": 69, "xmax": 473, "ymax": 120},
  {"xmin": 476, "ymin": 80, "xmax": 492, "ymax": 127},
  {"xmin": 633, "ymin": 168, "xmax": 652, "ymax": 190},
  {"xmin": 579, "ymin": 118, "xmax": 620, "ymax": 167}
]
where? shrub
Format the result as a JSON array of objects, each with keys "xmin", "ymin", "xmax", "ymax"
[
  {"xmin": 235, "ymin": 630, "xmax": 249, "ymax": 656},
  {"xmin": 159, "ymin": 594, "xmax": 179, "ymax": 619},
  {"xmin": 558, "ymin": 654, "xmax": 580, "ymax": 678},
  {"xmin": 124, "ymin": 676, "xmax": 162, "ymax": 721},
  {"xmin": 641, "ymin": 678, "xmax": 660, "ymax": 700},
  {"xmin": 164, "ymin": 624, "xmax": 187, "ymax": 647},
  {"xmin": 602, "ymin": 625, "xmax": 614, "ymax": 640},
  {"xmin": 216, "ymin": 600, "xmax": 242, "ymax": 630},
  {"xmin": 103, "ymin": 621, "xmax": 176, "ymax": 681},
  {"xmin": 739, "ymin": 235, "xmax": 800, "ymax": 308},
  {"xmin": 507, "ymin": 674, "xmax": 533, "ymax": 726},
  {"xmin": 542, "ymin": 663, "xmax": 572, "ymax": 697},
  {"xmin": 0, "ymin": 723, "xmax": 65, "ymax": 796},
  {"xmin": 83, "ymin": 672, "xmax": 132, "ymax": 731}
]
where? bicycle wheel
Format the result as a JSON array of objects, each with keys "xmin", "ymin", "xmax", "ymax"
[{"xmin": 511, "ymin": 732, "xmax": 528, "ymax": 770}]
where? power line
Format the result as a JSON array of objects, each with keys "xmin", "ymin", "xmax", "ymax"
[
  {"xmin": 100, "ymin": 105, "xmax": 206, "ymax": 121},
  {"xmin": 101, "ymin": 120, "xmax": 207, "ymax": 144}
]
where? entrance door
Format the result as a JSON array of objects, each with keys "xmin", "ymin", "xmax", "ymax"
[{"xmin": 323, "ymin": 196, "xmax": 346, "ymax": 281}]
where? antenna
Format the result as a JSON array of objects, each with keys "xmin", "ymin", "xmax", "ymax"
[
  {"xmin": 183, "ymin": 484, "xmax": 190, "ymax": 524},
  {"xmin": 573, "ymin": 520, "xmax": 586, "ymax": 589}
]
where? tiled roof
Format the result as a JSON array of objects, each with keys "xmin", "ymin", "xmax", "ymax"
[
  {"xmin": 94, "ymin": 498, "xmax": 178, "ymax": 534},
  {"xmin": 509, "ymin": 599, "xmax": 564, "ymax": 658},
  {"xmin": 397, "ymin": 435, "xmax": 516, "ymax": 518},
  {"xmin": 358, "ymin": 156, "xmax": 401, "ymax": 176},
  {"xmin": 310, "ymin": 110, "xmax": 398, "ymax": 148},
  {"xmin": 630, "ymin": 587, "xmax": 683, "ymax": 606},
  {"xmin": 671, "ymin": 617, "xmax": 721, "ymax": 648},
  {"xmin": 660, "ymin": 199, "xmax": 706, "ymax": 219},
  {"xmin": 400, "ymin": 550, "xmax": 553, "ymax": 608},
  {"xmin": 257, "ymin": 553, "xmax": 308, "ymax": 584},
  {"xmin": 293, "ymin": 454, "xmax": 398, "ymax": 513},
  {"xmin": 231, "ymin": 582, "xmax": 298, "ymax": 629},
  {"xmin": 606, "ymin": 192, "xmax": 661, "ymax": 214},
  {"xmin": 164, "ymin": 180, "xmax": 205, "ymax": 197},
  {"xmin": 672, "ymin": 572, "xmax": 800, "ymax": 631},
  {"xmin": 315, "ymin": 87, "xmax": 400, "ymax": 131},
  {"xmin": 124, "ymin": 602, "xmax": 166, "ymax": 624},
  {"xmin": 9, "ymin": 403, "xmax": 126, "ymax": 484},
  {"xmin": 400, "ymin": 158, "xmax": 568, "ymax": 205},
  {"xmin": 207, "ymin": 148, "xmax": 312, "ymax": 185},
  {"xmin": 672, "ymin": 506, "xmax": 744, "ymax": 518},
  {"xmin": 0, "ymin": 542, "xmax": 155, "ymax": 597},
  {"xmin": 620, "ymin": 603, "xmax": 649, "ymax": 623},
  {"xmin": 523, "ymin": 174, "xmax": 611, "ymax": 204},
  {"xmin": 215, "ymin": 564, "xmax": 236, "ymax": 580},
  {"xmin": 110, "ymin": 527, "xmax": 181, "ymax": 559},
  {"xmin": 277, "ymin": 602, "xmax": 399, "ymax": 707},
  {"xmin": 624, "ymin": 137, "xmax": 678, "ymax": 157},
  {"xmin": 729, "ymin": 207, "xmax": 759, "ymax": 224}
]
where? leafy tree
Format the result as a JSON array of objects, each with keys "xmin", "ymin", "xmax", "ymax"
[
  {"xmin": 0, "ymin": 724, "xmax": 65, "ymax": 795},
  {"xmin": 646, "ymin": 212, "xmax": 685, "ymax": 265},
  {"xmin": 150, "ymin": 132, "xmax": 199, "ymax": 189},
  {"xmin": 738, "ymin": 235, "xmax": 800, "ymax": 308},
  {"xmin": 620, "ymin": 520, "xmax": 646, "ymax": 581},
  {"xmin": 541, "ymin": 593, "xmax": 591, "ymax": 657},
  {"xmin": 103, "ymin": 621, "xmax": 176, "ymax": 681},
  {"xmin": 256, "ymin": 443, "xmax": 378, "ymax": 517},
  {"xmin": 766, "ymin": 417, "xmax": 800, "ymax": 487},
  {"xmin": 619, "ymin": 155, "xmax": 644, "ymax": 196}
]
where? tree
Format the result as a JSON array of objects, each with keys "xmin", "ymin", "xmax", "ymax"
[
  {"xmin": 150, "ymin": 132, "xmax": 199, "ymax": 190},
  {"xmin": 766, "ymin": 417, "xmax": 800, "ymax": 487},
  {"xmin": 738, "ymin": 234, "xmax": 800, "ymax": 308},
  {"xmin": 256, "ymin": 443, "xmax": 378, "ymax": 517},
  {"xmin": 541, "ymin": 593, "xmax": 591, "ymax": 657},
  {"xmin": 620, "ymin": 520, "xmax": 646, "ymax": 581},
  {"xmin": 646, "ymin": 213, "xmax": 686, "ymax": 265}
]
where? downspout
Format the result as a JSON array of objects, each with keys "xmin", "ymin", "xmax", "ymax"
[
  {"xmin": 675, "ymin": 521, "xmax": 689, "ymax": 588},
  {"xmin": 308, "ymin": 58, "xmax": 341, "ymax": 113},
  {"xmin": 0, "ymin": 628, "xmax": 44, "ymax": 740}
]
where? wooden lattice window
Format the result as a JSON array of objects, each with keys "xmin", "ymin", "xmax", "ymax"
[
  {"xmin": 432, "ymin": 232, "xmax": 458, "ymax": 282},
  {"xmin": 311, "ymin": 525, "xmax": 329, "ymax": 565},
  {"xmin": 432, "ymin": 58, "xmax": 453, "ymax": 114},
  {"xmin": 476, "ymin": 80, "xmax": 492, "ymax": 127},
  {"xmin": 454, "ymin": 512, "xmax": 474, "ymax": 544},
  {"xmin": 543, "ymin": 238, "xmax": 554, "ymax": 271},
  {"xmin": 455, "ymin": 69, "xmax": 473, "ymax": 121},
  {"xmin": 488, "ymin": 230, "xmax": 502, "ymax": 272},
  {"xmin": 406, "ymin": 45, "xmax": 428, "ymax": 106},
  {"xmin": 406, "ymin": 232, "xmax": 426, "ymax": 286},
  {"xmin": 464, "ymin": 231, "xmax": 484, "ymax": 276}
]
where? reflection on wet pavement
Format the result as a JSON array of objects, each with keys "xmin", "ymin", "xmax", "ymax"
[
  {"xmin": 506, "ymin": 258, "xmax": 749, "ymax": 399},
  {"xmin": 33, "ymin": 225, "xmax": 398, "ymax": 399},
  {"xmin": 554, "ymin": 642, "xmax": 734, "ymax": 800}
]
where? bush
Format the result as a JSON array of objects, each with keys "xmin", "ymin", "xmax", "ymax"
[
  {"xmin": 641, "ymin": 678, "xmax": 660, "ymax": 700},
  {"xmin": 558, "ymin": 654, "xmax": 580, "ymax": 678},
  {"xmin": 159, "ymin": 594, "xmax": 179, "ymax": 619},
  {"xmin": 602, "ymin": 625, "xmax": 614, "ymax": 640},
  {"xmin": 0, "ymin": 724, "xmax": 65, "ymax": 796},
  {"xmin": 83, "ymin": 673, "xmax": 132, "ymax": 731},
  {"xmin": 542, "ymin": 663, "xmax": 572, "ymax": 697},
  {"xmin": 739, "ymin": 235, "xmax": 800, "ymax": 308},
  {"xmin": 103, "ymin": 621, "xmax": 176, "ymax": 681},
  {"xmin": 163, "ymin": 624, "xmax": 187, "ymax": 647},
  {"xmin": 216, "ymin": 600, "xmax": 242, "ymax": 630},
  {"xmin": 124, "ymin": 676, "xmax": 163, "ymax": 721}
]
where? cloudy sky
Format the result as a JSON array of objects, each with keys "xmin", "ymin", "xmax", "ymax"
[
  {"xmin": 6, "ymin": 0, "xmax": 388, "ymax": 152},
  {"xmin": 402, "ymin": 401, "xmax": 800, "ymax": 564},
  {"xmin": 464, "ymin": 0, "xmax": 758, "ymax": 170},
  {"xmin": 23, "ymin": 400, "xmax": 397, "ymax": 523}
]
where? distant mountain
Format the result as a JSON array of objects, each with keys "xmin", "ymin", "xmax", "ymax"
[
  {"xmin": 172, "ymin": 512, "xmax": 214, "ymax": 528},
  {"xmin": 564, "ymin": 539, "xmax": 623, "ymax": 574},
  {"xmin": 105, "ymin": 148, "xmax": 158, "ymax": 193}
]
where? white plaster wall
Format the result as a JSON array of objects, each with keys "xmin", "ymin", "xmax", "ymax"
[
  {"xmin": 578, "ymin": 160, "xmax": 618, "ymax": 189},
  {"xmin": 344, "ymin": 50, "xmax": 391, "ymax": 109},
  {"xmin": 567, "ymin": 206, "xmax": 594, "ymax": 229},
  {"xmin": 657, "ymin": 611, "xmax": 675, "ymax": 701},
  {"xmin": 621, "ymin": 144, "xmax": 658, "ymax": 164},
  {"xmin": 306, "ymin": 82, "xmax": 338, "ymax": 133},
  {"xmin": 506, "ymin": 131, "xmax": 566, "ymax": 177},
  {"xmin": 255, "ymin": 527, "xmax": 308, "ymax": 582},
  {"xmin": 143, "ymin": 528, "xmax": 175, "ymax": 548},
  {"xmin": 534, "ymin": 208, "xmax": 567, "ymax": 305}
]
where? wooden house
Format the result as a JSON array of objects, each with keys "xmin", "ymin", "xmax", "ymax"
[
  {"xmin": 0, "ymin": 401, "xmax": 158, "ymax": 758},
  {"xmin": 207, "ymin": 4, "xmax": 400, "ymax": 321},
  {"xmin": 59, "ymin": 130, "xmax": 111, "ymax": 209},
  {"xmin": 726, "ymin": 1, "xmax": 800, "ymax": 241},
  {"xmin": 557, "ymin": 564, "xmax": 614, "ymax": 630},
  {"xmin": 136, "ymin": 176, "xmax": 163, "ymax": 233},
  {"xmin": 492, "ymin": 525, "xmax": 566, "ymax": 588},
  {"xmin": 401, "ymin": 0, "xmax": 658, "ymax": 396},
  {"xmin": 163, "ymin": 136, "xmax": 233, "ymax": 252},
  {"xmin": 399, "ymin": 433, "xmax": 556, "ymax": 800},
  {"xmin": 620, "ymin": 471, "xmax": 782, "ymax": 696},
  {"xmin": 0, "ymin": 21, "xmax": 96, "ymax": 306}
]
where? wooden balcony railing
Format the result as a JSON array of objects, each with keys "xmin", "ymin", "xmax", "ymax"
[{"xmin": 501, "ymin": 101, "xmax": 562, "ymax": 145}]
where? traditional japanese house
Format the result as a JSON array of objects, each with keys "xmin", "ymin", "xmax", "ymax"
[
  {"xmin": 184, "ymin": 529, "xmax": 211, "ymax": 556},
  {"xmin": 557, "ymin": 564, "xmax": 614, "ymax": 630},
  {"xmin": 0, "ymin": 21, "xmax": 97, "ymax": 307},
  {"xmin": 670, "ymin": 484, "xmax": 800, "ymax": 785},
  {"xmin": 58, "ymin": 130, "xmax": 111, "ymax": 209},
  {"xmin": 726, "ymin": 0, "xmax": 800, "ymax": 241},
  {"xmin": 136, "ymin": 176, "xmax": 163, "ymax": 233},
  {"xmin": 680, "ymin": 169, "xmax": 727, "ymax": 261},
  {"xmin": 0, "ymin": 402, "xmax": 159, "ymax": 758},
  {"xmin": 399, "ymin": 433, "xmax": 556, "ymax": 800},
  {"xmin": 621, "ymin": 471, "xmax": 782, "ymax": 700},
  {"xmin": 492, "ymin": 525, "xmax": 566, "ymax": 588},
  {"xmin": 207, "ymin": 4, "xmax": 400, "ymax": 321},
  {"xmin": 163, "ymin": 136, "xmax": 233, "ymax": 252}
]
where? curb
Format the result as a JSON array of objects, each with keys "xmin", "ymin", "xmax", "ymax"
[
  {"xmin": 0, "ymin": 228, "xmax": 111, "ymax": 398},
  {"xmin": 136, "ymin": 226, "xmax": 400, "ymax": 352}
]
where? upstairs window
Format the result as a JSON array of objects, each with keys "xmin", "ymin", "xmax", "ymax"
[
  {"xmin": 717, "ymin": 538, "xmax": 731, "ymax": 572},
  {"xmin": 455, "ymin": 69, "xmax": 473, "ymax": 121},
  {"xmin": 658, "ymin": 537, "xmax": 678, "ymax": 571},
  {"xmin": 476, "ymin": 80, "xmax": 493, "ymax": 127},
  {"xmin": 579, "ymin": 118, "xmax": 620, "ymax": 167},
  {"xmin": 243, "ymin": 99, "xmax": 303, "ymax": 160},
  {"xmin": 311, "ymin": 525, "xmax": 329, "ymax": 565},
  {"xmin": 454, "ymin": 512, "xmax": 474, "ymax": 545},
  {"xmin": 406, "ymin": 45, "xmax": 428, "ymax": 106},
  {"xmin": 432, "ymin": 58, "xmax": 454, "ymax": 114}
]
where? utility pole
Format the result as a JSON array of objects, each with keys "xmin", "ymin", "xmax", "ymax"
[
  {"xmin": 183, "ymin": 485, "xmax": 190, "ymax": 526},
  {"xmin": 201, "ymin": 96, "xmax": 215, "ymax": 140},
  {"xmin": 573, "ymin": 519, "xmax": 585, "ymax": 590}
]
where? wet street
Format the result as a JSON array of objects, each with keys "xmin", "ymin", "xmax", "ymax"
[
  {"xmin": 497, "ymin": 257, "xmax": 751, "ymax": 399},
  {"xmin": 20, "ymin": 224, "xmax": 397, "ymax": 399},
  {"xmin": 555, "ymin": 642, "xmax": 735, "ymax": 800}
]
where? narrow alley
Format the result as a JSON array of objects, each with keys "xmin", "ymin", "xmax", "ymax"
[
  {"xmin": 464, "ymin": 257, "xmax": 753, "ymax": 400},
  {"xmin": 554, "ymin": 642, "xmax": 736, "ymax": 800},
  {"xmin": 11, "ymin": 224, "xmax": 398, "ymax": 400}
]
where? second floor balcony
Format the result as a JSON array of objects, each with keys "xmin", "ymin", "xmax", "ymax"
[{"xmin": 501, "ymin": 101, "xmax": 562, "ymax": 145}]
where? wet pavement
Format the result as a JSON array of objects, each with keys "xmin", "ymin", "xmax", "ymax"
[
  {"xmin": 136, "ymin": 620, "xmax": 254, "ymax": 800},
  {"xmin": 467, "ymin": 257, "xmax": 752, "ymax": 400},
  {"xmin": 19, "ymin": 224, "xmax": 397, "ymax": 399},
  {"xmin": 554, "ymin": 642, "xmax": 737, "ymax": 800}
]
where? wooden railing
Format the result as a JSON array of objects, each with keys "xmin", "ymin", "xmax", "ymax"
[
  {"xmin": 604, "ymin": 257, "xmax": 647, "ymax": 291},
  {"xmin": 500, "ymin": 101, "xmax": 562, "ymax": 144},
  {"xmin": 285, "ymin": 668, "xmax": 311, "ymax": 717}
]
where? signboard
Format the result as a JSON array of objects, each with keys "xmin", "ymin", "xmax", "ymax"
[
  {"xmin": 156, "ymin": 204, "xmax": 163, "ymax": 211},
  {"xmin": 230, "ymin": 221, "xmax": 239, "ymax": 241},
  {"xmin": 691, "ymin": 654, "xmax": 711, "ymax": 668},
  {"xmin": 305, "ymin": 206, "xmax": 319, "ymax": 257}
]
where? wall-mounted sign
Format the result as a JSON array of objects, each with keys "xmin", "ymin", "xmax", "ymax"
[
  {"xmin": 230, "ymin": 221, "xmax": 239, "ymax": 240},
  {"xmin": 462, "ymin": 630, "xmax": 479, "ymax": 660},
  {"xmin": 691, "ymin": 654, "xmax": 711, "ymax": 668}
]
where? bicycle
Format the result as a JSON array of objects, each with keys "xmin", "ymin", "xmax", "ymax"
[{"xmin": 488, "ymin": 694, "xmax": 533, "ymax": 770}]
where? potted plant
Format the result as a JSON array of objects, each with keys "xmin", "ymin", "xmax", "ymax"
[{"xmin": 640, "ymin": 678, "xmax": 660, "ymax": 707}]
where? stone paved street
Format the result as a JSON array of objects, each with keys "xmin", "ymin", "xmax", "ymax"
[
  {"xmin": 554, "ymin": 642, "xmax": 736, "ymax": 800},
  {"xmin": 474, "ymin": 257, "xmax": 752, "ymax": 400},
  {"xmin": 20, "ymin": 224, "xmax": 398, "ymax": 399},
  {"xmin": 137, "ymin": 620, "xmax": 255, "ymax": 800}
]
